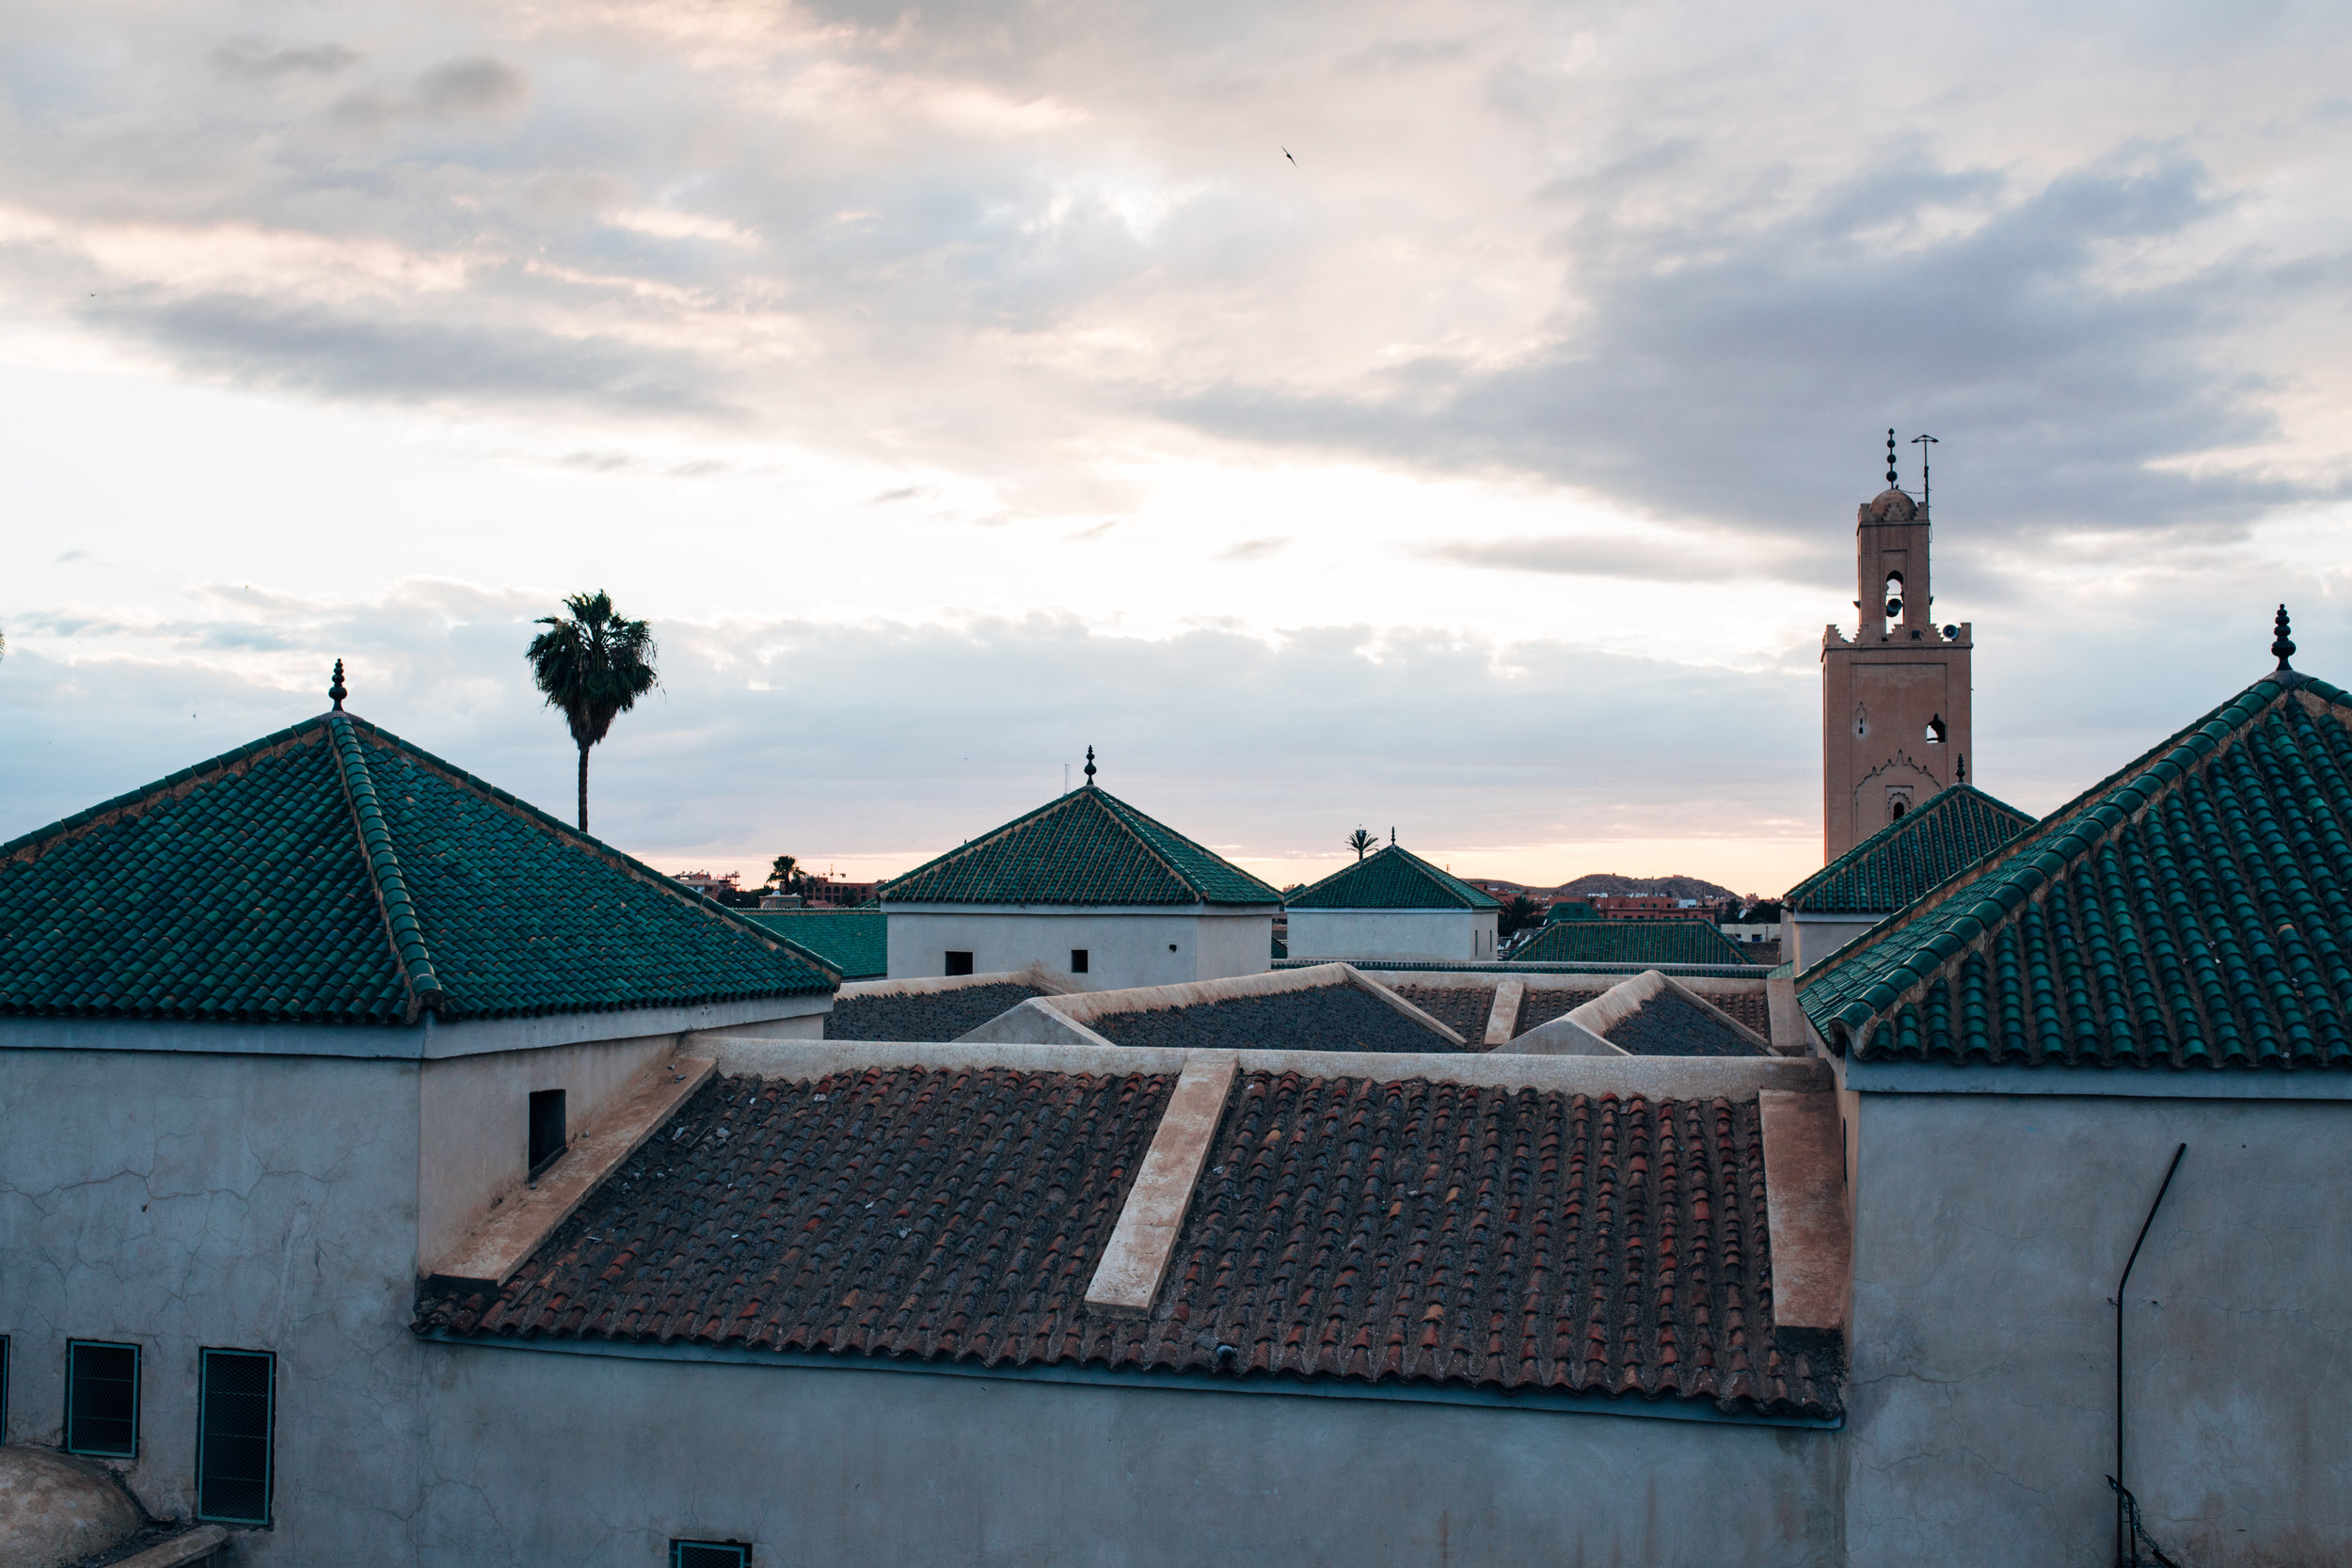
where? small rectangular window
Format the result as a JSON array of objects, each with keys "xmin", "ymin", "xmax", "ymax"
[
  {"xmin": 671, "ymin": 1542, "xmax": 750, "ymax": 1568},
  {"xmin": 197, "ymin": 1348, "xmax": 275, "ymax": 1526},
  {"xmin": 945, "ymin": 951, "xmax": 975, "ymax": 976},
  {"xmin": 529, "ymin": 1089, "xmax": 567, "ymax": 1178},
  {"xmin": 65, "ymin": 1339, "xmax": 139, "ymax": 1458},
  {"xmin": 1070, "ymin": 949, "xmax": 1089, "ymax": 974}
]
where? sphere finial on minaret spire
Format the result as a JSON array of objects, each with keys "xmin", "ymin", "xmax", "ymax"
[
  {"xmin": 1083, "ymin": 745, "xmax": 1097, "ymax": 785},
  {"xmin": 328, "ymin": 658, "xmax": 347, "ymax": 712},
  {"xmin": 1885, "ymin": 428, "xmax": 1898, "ymax": 489},
  {"xmin": 2273, "ymin": 605, "xmax": 2296, "ymax": 673}
]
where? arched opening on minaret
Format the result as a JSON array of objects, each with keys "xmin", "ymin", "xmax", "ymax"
[
  {"xmin": 1926, "ymin": 715, "xmax": 1947, "ymax": 745},
  {"xmin": 1882, "ymin": 573, "xmax": 1905, "ymax": 636}
]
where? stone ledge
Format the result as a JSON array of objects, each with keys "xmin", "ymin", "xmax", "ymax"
[
  {"xmin": 1758, "ymin": 1089, "xmax": 1851, "ymax": 1349},
  {"xmin": 1085, "ymin": 1052, "xmax": 1238, "ymax": 1315}
]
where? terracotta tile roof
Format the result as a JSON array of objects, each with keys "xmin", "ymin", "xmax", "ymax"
[
  {"xmin": 882, "ymin": 785, "xmax": 1279, "ymax": 908},
  {"xmin": 1394, "ymin": 985, "xmax": 1499, "ymax": 1041},
  {"xmin": 1803, "ymin": 674, "xmax": 2352, "ymax": 1069},
  {"xmin": 1603, "ymin": 993, "xmax": 1766, "ymax": 1057},
  {"xmin": 1520, "ymin": 988, "xmax": 1608, "ymax": 1031},
  {"xmin": 1512, "ymin": 920, "xmax": 1749, "ymax": 967},
  {"xmin": 414, "ymin": 1065, "xmax": 1835, "ymax": 1418},
  {"xmin": 1087, "ymin": 988, "xmax": 1464, "ymax": 1053},
  {"xmin": 1286, "ymin": 846, "xmax": 1501, "ymax": 911},
  {"xmin": 1708, "ymin": 991, "xmax": 1772, "ymax": 1037},
  {"xmin": 0, "ymin": 713, "xmax": 834, "ymax": 1024},
  {"xmin": 739, "ymin": 909, "xmax": 885, "ymax": 980},
  {"xmin": 825, "ymin": 984, "xmax": 1048, "ymax": 1041},
  {"xmin": 1782, "ymin": 784, "xmax": 2037, "ymax": 915}
]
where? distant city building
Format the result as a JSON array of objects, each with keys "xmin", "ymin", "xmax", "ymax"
[
  {"xmin": 801, "ymin": 875, "xmax": 882, "ymax": 906},
  {"xmin": 674, "ymin": 869, "xmax": 739, "ymax": 898},
  {"xmin": 1586, "ymin": 894, "xmax": 1732, "ymax": 923}
]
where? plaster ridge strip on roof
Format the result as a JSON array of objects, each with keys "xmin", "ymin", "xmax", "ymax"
[
  {"xmin": 1084, "ymin": 1050, "xmax": 1239, "ymax": 1315},
  {"xmin": 326, "ymin": 716, "xmax": 445, "ymax": 1021},
  {"xmin": 696, "ymin": 1035, "xmax": 1831, "ymax": 1099},
  {"xmin": 427, "ymin": 1053, "xmax": 719, "ymax": 1291},
  {"xmin": 838, "ymin": 964, "xmax": 1084, "ymax": 1000},
  {"xmin": 1482, "ymin": 978, "xmax": 1526, "ymax": 1047},
  {"xmin": 1757, "ymin": 1089, "xmax": 1851, "ymax": 1354}
]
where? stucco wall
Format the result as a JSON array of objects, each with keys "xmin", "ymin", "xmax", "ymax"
[
  {"xmin": 411, "ymin": 1348, "xmax": 1844, "ymax": 1568},
  {"xmin": 1844, "ymin": 1089, "xmax": 2352, "ymax": 1567},
  {"xmin": 885, "ymin": 909, "xmax": 1271, "ymax": 990},
  {"xmin": 0, "ymin": 1046, "xmax": 427, "ymax": 1555},
  {"xmin": 1287, "ymin": 909, "xmax": 1499, "ymax": 963},
  {"xmin": 1788, "ymin": 913, "xmax": 1880, "ymax": 973}
]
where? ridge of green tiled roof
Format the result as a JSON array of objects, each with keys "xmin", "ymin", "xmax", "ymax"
[
  {"xmin": 739, "ymin": 908, "xmax": 885, "ymax": 979},
  {"xmin": 1286, "ymin": 845, "xmax": 1501, "ymax": 910},
  {"xmin": 1800, "ymin": 674, "xmax": 2352, "ymax": 1069},
  {"xmin": 881, "ymin": 784, "xmax": 1279, "ymax": 907},
  {"xmin": 1511, "ymin": 919, "xmax": 1748, "ymax": 967},
  {"xmin": 0, "ymin": 711, "xmax": 836, "ymax": 1026},
  {"xmin": 1783, "ymin": 784, "xmax": 2038, "ymax": 915}
]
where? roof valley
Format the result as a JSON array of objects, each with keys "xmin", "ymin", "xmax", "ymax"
[{"xmin": 326, "ymin": 716, "xmax": 445, "ymax": 1022}]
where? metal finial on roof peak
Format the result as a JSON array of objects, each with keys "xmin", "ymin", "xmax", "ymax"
[
  {"xmin": 1884, "ymin": 428, "xmax": 1898, "ymax": 488},
  {"xmin": 1083, "ymin": 745, "xmax": 1096, "ymax": 786},
  {"xmin": 2273, "ymin": 604, "xmax": 2296, "ymax": 673},
  {"xmin": 328, "ymin": 658, "xmax": 347, "ymax": 712},
  {"xmin": 1389, "ymin": 826, "xmax": 1396, "ymax": 845}
]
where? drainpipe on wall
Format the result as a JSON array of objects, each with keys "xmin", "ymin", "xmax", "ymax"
[{"xmin": 2108, "ymin": 1143, "xmax": 2186, "ymax": 1568}]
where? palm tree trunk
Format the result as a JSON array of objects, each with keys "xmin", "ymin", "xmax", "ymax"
[{"xmin": 577, "ymin": 742, "xmax": 591, "ymax": 832}]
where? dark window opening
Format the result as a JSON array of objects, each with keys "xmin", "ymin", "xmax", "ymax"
[
  {"xmin": 1069, "ymin": 949, "xmax": 1089, "ymax": 974},
  {"xmin": 1883, "ymin": 571, "xmax": 1905, "ymax": 632},
  {"xmin": 65, "ymin": 1340, "xmax": 139, "ymax": 1458},
  {"xmin": 1926, "ymin": 715, "xmax": 1947, "ymax": 744},
  {"xmin": 528, "ymin": 1089, "xmax": 567, "ymax": 1180},
  {"xmin": 672, "ymin": 1542, "xmax": 751, "ymax": 1568},
  {"xmin": 197, "ymin": 1348, "xmax": 275, "ymax": 1526},
  {"xmin": 1, "ymin": 1335, "xmax": 9, "ymax": 1442},
  {"xmin": 1891, "ymin": 800, "xmax": 1908, "ymax": 819},
  {"xmin": 945, "ymin": 950, "xmax": 975, "ymax": 976},
  {"xmin": 1168, "ymin": 942, "xmax": 1179, "ymax": 952}
]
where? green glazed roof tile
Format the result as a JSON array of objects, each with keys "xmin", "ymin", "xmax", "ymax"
[
  {"xmin": 0, "ymin": 713, "xmax": 835, "ymax": 1026},
  {"xmin": 1800, "ymin": 674, "xmax": 2352, "ymax": 1070},
  {"xmin": 1783, "ymin": 784, "xmax": 2038, "ymax": 914},
  {"xmin": 1285, "ymin": 845, "xmax": 1501, "ymax": 911},
  {"xmin": 882, "ymin": 784, "xmax": 1279, "ymax": 907},
  {"xmin": 739, "ymin": 909, "xmax": 885, "ymax": 979},
  {"xmin": 1510, "ymin": 919, "xmax": 1750, "ymax": 966}
]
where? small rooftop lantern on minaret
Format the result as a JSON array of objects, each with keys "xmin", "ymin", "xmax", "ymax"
[
  {"xmin": 2274, "ymin": 605, "xmax": 2296, "ymax": 673},
  {"xmin": 1083, "ymin": 746, "xmax": 1097, "ymax": 786},
  {"xmin": 328, "ymin": 659, "xmax": 347, "ymax": 712}
]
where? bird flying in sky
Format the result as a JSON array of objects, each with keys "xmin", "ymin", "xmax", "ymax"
[{"xmin": 1282, "ymin": 148, "xmax": 1295, "ymax": 165}]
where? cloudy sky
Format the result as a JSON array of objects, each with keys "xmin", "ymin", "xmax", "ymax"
[{"xmin": 4, "ymin": 0, "xmax": 2349, "ymax": 895}]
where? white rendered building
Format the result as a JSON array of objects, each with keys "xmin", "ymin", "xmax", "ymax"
[{"xmin": 1283, "ymin": 843, "xmax": 1502, "ymax": 964}]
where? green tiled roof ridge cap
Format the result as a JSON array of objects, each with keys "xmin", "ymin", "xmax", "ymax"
[
  {"xmin": 327, "ymin": 715, "xmax": 445, "ymax": 1021},
  {"xmin": 1807, "ymin": 675, "xmax": 2344, "ymax": 1043},
  {"xmin": 1782, "ymin": 784, "xmax": 2037, "ymax": 913},
  {"xmin": 331, "ymin": 716, "xmax": 845, "ymax": 985}
]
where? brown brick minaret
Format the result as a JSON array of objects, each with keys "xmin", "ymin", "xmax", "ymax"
[{"xmin": 1820, "ymin": 432, "xmax": 1974, "ymax": 861}]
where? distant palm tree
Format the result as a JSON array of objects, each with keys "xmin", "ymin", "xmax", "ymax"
[
  {"xmin": 766, "ymin": 853, "xmax": 801, "ymax": 893},
  {"xmin": 524, "ymin": 590, "xmax": 659, "ymax": 832},
  {"xmin": 1346, "ymin": 827, "xmax": 1376, "ymax": 861}
]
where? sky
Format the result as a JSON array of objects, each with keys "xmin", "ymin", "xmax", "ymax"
[{"xmin": 4, "ymin": 0, "xmax": 2351, "ymax": 896}]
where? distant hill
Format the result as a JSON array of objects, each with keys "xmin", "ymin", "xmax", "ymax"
[{"xmin": 1556, "ymin": 873, "xmax": 1740, "ymax": 903}]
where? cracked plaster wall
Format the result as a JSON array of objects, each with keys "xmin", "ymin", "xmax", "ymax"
[
  {"xmin": 411, "ymin": 1349, "xmax": 1844, "ymax": 1568},
  {"xmin": 1843, "ymin": 1091, "xmax": 2352, "ymax": 1567}
]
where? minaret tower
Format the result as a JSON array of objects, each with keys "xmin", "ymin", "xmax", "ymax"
[{"xmin": 1820, "ymin": 431, "xmax": 1974, "ymax": 861}]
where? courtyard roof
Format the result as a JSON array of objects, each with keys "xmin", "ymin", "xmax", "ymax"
[
  {"xmin": 1802, "ymin": 673, "xmax": 2352, "ymax": 1069},
  {"xmin": 1782, "ymin": 784, "xmax": 2037, "ymax": 916},
  {"xmin": 882, "ymin": 784, "xmax": 1279, "ymax": 908},
  {"xmin": 1286, "ymin": 845, "xmax": 1502, "ymax": 911},
  {"xmin": 0, "ymin": 709, "xmax": 835, "ymax": 1025},
  {"xmin": 415, "ymin": 1059, "xmax": 1836, "ymax": 1420},
  {"xmin": 1513, "ymin": 920, "xmax": 1750, "ymax": 967}
]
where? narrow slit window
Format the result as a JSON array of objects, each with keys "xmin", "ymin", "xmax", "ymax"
[
  {"xmin": 529, "ymin": 1089, "xmax": 567, "ymax": 1179},
  {"xmin": 672, "ymin": 1542, "xmax": 751, "ymax": 1568},
  {"xmin": 1069, "ymin": 948, "xmax": 1089, "ymax": 974},
  {"xmin": 1, "ymin": 1334, "xmax": 10, "ymax": 1442},
  {"xmin": 945, "ymin": 951, "xmax": 975, "ymax": 976},
  {"xmin": 65, "ymin": 1339, "xmax": 139, "ymax": 1458},
  {"xmin": 197, "ymin": 1348, "xmax": 276, "ymax": 1526}
]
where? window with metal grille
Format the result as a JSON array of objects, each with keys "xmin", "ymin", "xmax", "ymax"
[
  {"xmin": 670, "ymin": 1541, "xmax": 750, "ymax": 1568},
  {"xmin": 945, "ymin": 950, "xmax": 974, "ymax": 975},
  {"xmin": 529, "ymin": 1089, "xmax": 567, "ymax": 1179},
  {"xmin": 197, "ymin": 1348, "xmax": 275, "ymax": 1526},
  {"xmin": 65, "ymin": 1339, "xmax": 138, "ymax": 1458}
]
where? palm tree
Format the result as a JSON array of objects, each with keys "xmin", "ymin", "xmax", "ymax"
[
  {"xmin": 766, "ymin": 854, "xmax": 801, "ymax": 894},
  {"xmin": 524, "ymin": 590, "xmax": 660, "ymax": 832},
  {"xmin": 1346, "ymin": 827, "xmax": 1376, "ymax": 861}
]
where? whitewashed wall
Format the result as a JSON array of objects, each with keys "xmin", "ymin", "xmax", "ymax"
[
  {"xmin": 883, "ymin": 906, "xmax": 1273, "ymax": 990},
  {"xmin": 1286, "ymin": 908, "xmax": 1499, "ymax": 964}
]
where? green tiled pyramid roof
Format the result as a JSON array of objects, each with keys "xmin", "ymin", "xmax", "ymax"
[
  {"xmin": 1286, "ymin": 845, "xmax": 1501, "ymax": 911},
  {"xmin": 0, "ymin": 712, "xmax": 836, "ymax": 1026},
  {"xmin": 1802, "ymin": 674, "xmax": 2352, "ymax": 1070},
  {"xmin": 882, "ymin": 784, "xmax": 1279, "ymax": 907},
  {"xmin": 1511, "ymin": 919, "xmax": 1748, "ymax": 966},
  {"xmin": 1784, "ymin": 784, "xmax": 2038, "ymax": 914},
  {"xmin": 739, "ymin": 909, "xmax": 885, "ymax": 979},
  {"xmin": 1547, "ymin": 900, "xmax": 1600, "ymax": 922}
]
